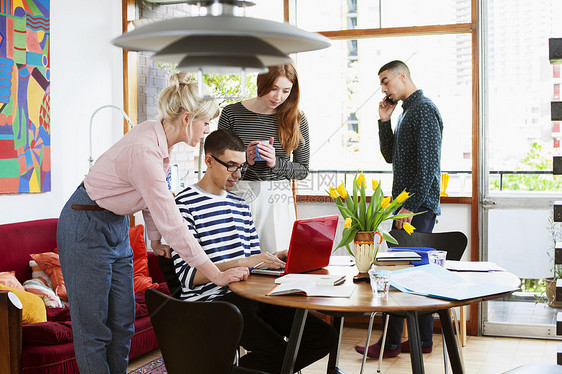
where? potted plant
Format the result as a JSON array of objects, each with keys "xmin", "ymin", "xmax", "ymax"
[
  {"xmin": 327, "ymin": 172, "xmax": 417, "ymax": 273},
  {"xmin": 541, "ymin": 215, "xmax": 562, "ymax": 307}
]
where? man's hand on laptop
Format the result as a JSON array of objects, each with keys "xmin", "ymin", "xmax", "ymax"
[
  {"xmin": 244, "ymin": 253, "xmax": 286, "ymax": 270},
  {"xmin": 275, "ymin": 250, "xmax": 288, "ymax": 262}
]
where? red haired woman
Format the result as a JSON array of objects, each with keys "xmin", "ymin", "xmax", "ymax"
[{"xmin": 219, "ymin": 64, "xmax": 310, "ymax": 254}]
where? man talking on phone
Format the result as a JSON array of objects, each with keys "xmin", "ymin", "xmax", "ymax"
[{"xmin": 356, "ymin": 60, "xmax": 443, "ymax": 359}]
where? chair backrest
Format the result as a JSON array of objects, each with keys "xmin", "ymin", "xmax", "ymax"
[
  {"xmin": 388, "ymin": 230, "xmax": 468, "ymax": 261},
  {"xmin": 145, "ymin": 288, "xmax": 244, "ymax": 374},
  {"xmin": 157, "ymin": 256, "xmax": 183, "ymax": 298}
]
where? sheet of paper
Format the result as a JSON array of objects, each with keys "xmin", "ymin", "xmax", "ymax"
[
  {"xmin": 390, "ymin": 264, "xmax": 518, "ymax": 301},
  {"xmin": 445, "ymin": 260, "xmax": 506, "ymax": 272},
  {"xmin": 267, "ymin": 280, "xmax": 356, "ymax": 297},
  {"xmin": 329, "ymin": 256, "xmax": 355, "ymax": 266},
  {"xmin": 275, "ymin": 274, "xmax": 345, "ymax": 286}
]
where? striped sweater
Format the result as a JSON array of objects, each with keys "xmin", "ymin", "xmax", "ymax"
[
  {"xmin": 171, "ymin": 184, "xmax": 261, "ymax": 301},
  {"xmin": 218, "ymin": 101, "xmax": 310, "ymax": 181}
]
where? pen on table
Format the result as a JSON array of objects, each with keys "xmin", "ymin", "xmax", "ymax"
[{"xmin": 249, "ymin": 261, "xmax": 265, "ymax": 273}]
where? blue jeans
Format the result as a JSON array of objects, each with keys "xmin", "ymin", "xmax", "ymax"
[
  {"xmin": 383, "ymin": 207, "xmax": 437, "ymax": 349},
  {"xmin": 57, "ymin": 184, "xmax": 134, "ymax": 374}
]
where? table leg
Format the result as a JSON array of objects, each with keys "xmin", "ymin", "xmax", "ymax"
[
  {"xmin": 281, "ymin": 308, "xmax": 308, "ymax": 374},
  {"xmin": 437, "ymin": 309, "xmax": 464, "ymax": 374},
  {"xmin": 405, "ymin": 311, "xmax": 425, "ymax": 374},
  {"xmin": 326, "ymin": 315, "xmax": 347, "ymax": 374}
]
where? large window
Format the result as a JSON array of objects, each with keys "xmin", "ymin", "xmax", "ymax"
[
  {"xmin": 293, "ymin": 0, "xmax": 473, "ymax": 195},
  {"xmin": 485, "ymin": 0, "xmax": 562, "ymax": 193},
  {"xmin": 295, "ymin": 0, "xmax": 470, "ymax": 30}
]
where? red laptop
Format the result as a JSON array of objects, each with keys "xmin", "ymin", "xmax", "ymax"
[{"xmin": 252, "ymin": 215, "xmax": 339, "ymax": 276}]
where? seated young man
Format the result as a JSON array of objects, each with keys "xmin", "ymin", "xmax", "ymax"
[{"xmin": 171, "ymin": 128, "xmax": 337, "ymax": 373}]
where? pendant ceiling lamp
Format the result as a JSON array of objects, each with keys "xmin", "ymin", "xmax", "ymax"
[
  {"xmin": 113, "ymin": 0, "xmax": 330, "ymax": 67},
  {"xmin": 113, "ymin": 0, "xmax": 330, "ymax": 98}
]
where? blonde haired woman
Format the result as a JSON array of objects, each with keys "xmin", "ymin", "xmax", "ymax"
[
  {"xmin": 218, "ymin": 64, "xmax": 310, "ymax": 254},
  {"xmin": 57, "ymin": 73, "xmax": 249, "ymax": 374}
]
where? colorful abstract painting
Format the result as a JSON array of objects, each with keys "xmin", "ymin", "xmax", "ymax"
[{"xmin": 0, "ymin": 0, "xmax": 50, "ymax": 193}]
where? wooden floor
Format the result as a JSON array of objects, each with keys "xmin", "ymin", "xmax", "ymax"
[{"xmin": 128, "ymin": 326, "xmax": 561, "ymax": 373}]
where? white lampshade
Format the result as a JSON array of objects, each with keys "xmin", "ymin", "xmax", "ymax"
[
  {"xmin": 153, "ymin": 35, "xmax": 292, "ymax": 67},
  {"xmin": 112, "ymin": 15, "xmax": 331, "ymax": 55}
]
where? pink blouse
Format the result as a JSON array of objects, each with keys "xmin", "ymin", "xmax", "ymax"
[{"xmin": 84, "ymin": 120, "xmax": 208, "ymax": 268}]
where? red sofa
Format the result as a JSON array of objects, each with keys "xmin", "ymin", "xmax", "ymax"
[{"xmin": 0, "ymin": 218, "xmax": 168, "ymax": 374}]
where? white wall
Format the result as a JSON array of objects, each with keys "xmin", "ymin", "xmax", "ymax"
[{"xmin": 0, "ymin": 0, "xmax": 124, "ymax": 224}]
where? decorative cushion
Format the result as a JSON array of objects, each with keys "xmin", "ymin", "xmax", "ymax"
[
  {"xmin": 30, "ymin": 252, "xmax": 68, "ymax": 301},
  {"xmin": 29, "ymin": 259, "xmax": 53, "ymax": 288},
  {"xmin": 46, "ymin": 306, "xmax": 71, "ymax": 322},
  {"xmin": 23, "ymin": 278, "xmax": 63, "ymax": 308},
  {"xmin": 130, "ymin": 224, "xmax": 159, "ymax": 294},
  {"xmin": 22, "ymin": 321, "xmax": 73, "ymax": 345},
  {"xmin": 0, "ymin": 271, "xmax": 25, "ymax": 290},
  {"xmin": 0, "ymin": 284, "xmax": 47, "ymax": 324}
]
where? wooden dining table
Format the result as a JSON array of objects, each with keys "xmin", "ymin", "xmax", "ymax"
[{"xmin": 229, "ymin": 265, "xmax": 520, "ymax": 374}]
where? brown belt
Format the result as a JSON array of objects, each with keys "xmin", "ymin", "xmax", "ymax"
[
  {"xmin": 71, "ymin": 204, "xmax": 105, "ymax": 211},
  {"xmin": 74, "ymin": 182, "xmax": 105, "ymax": 211}
]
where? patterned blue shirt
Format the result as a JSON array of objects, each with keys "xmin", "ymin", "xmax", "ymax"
[
  {"xmin": 378, "ymin": 89, "xmax": 443, "ymax": 215},
  {"xmin": 171, "ymin": 184, "xmax": 261, "ymax": 301}
]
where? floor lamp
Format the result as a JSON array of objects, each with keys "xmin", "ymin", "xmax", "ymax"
[{"xmin": 88, "ymin": 104, "xmax": 135, "ymax": 168}]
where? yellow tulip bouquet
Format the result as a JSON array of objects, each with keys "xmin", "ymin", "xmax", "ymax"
[{"xmin": 328, "ymin": 172, "xmax": 417, "ymax": 256}]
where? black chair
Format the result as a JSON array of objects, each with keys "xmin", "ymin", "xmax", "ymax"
[
  {"xmin": 359, "ymin": 230, "xmax": 469, "ymax": 374},
  {"xmin": 157, "ymin": 255, "xmax": 183, "ymax": 298},
  {"xmin": 145, "ymin": 288, "xmax": 267, "ymax": 374},
  {"xmin": 387, "ymin": 229, "xmax": 468, "ymax": 261}
]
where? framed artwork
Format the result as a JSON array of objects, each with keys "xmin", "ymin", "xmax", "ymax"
[{"xmin": 0, "ymin": 0, "xmax": 50, "ymax": 193}]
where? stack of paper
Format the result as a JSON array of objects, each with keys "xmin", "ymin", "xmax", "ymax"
[
  {"xmin": 389, "ymin": 264, "xmax": 518, "ymax": 301},
  {"xmin": 375, "ymin": 251, "xmax": 421, "ymax": 266}
]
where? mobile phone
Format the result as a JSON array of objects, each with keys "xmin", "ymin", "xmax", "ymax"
[{"xmin": 384, "ymin": 95, "xmax": 395, "ymax": 105}]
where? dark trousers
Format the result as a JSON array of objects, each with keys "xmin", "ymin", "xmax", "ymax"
[
  {"xmin": 221, "ymin": 292, "xmax": 338, "ymax": 373},
  {"xmin": 383, "ymin": 207, "xmax": 437, "ymax": 348}
]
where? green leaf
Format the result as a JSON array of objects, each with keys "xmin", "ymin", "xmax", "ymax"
[
  {"xmin": 382, "ymin": 230, "xmax": 398, "ymax": 245},
  {"xmin": 344, "ymin": 193, "xmax": 355, "ymax": 218},
  {"xmin": 335, "ymin": 224, "xmax": 359, "ymax": 250},
  {"xmin": 352, "ymin": 176, "xmax": 359, "ymax": 216},
  {"xmin": 391, "ymin": 211, "xmax": 423, "ymax": 220},
  {"xmin": 358, "ymin": 182, "xmax": 367, "ymax": 231}
]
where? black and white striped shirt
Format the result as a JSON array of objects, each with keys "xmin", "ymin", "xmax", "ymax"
[
  {"xmin": 171, "ymin": 185, "xmax": 261, "ymax": 301},
  {"xmin": 218, "ymin": 102, "xmax": 310, "ymax": 181}
]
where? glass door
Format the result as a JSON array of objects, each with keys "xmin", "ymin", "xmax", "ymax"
[{"xmin": 481, "ymin": 0, "xmax": 562, "ymax": 338}]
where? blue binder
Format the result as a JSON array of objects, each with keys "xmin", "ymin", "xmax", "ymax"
[{"xmin": 388, "ymin": 247, "xmax": 436, "ymax": 266}]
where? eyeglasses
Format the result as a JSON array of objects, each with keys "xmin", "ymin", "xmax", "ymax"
[
  {"xmin": 380, "ymin": 74, "xmax": 398, "ymax": 88},
  {"xmin": 211, "ymin": 155, "xmax": 249, "ymax": 173}
]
